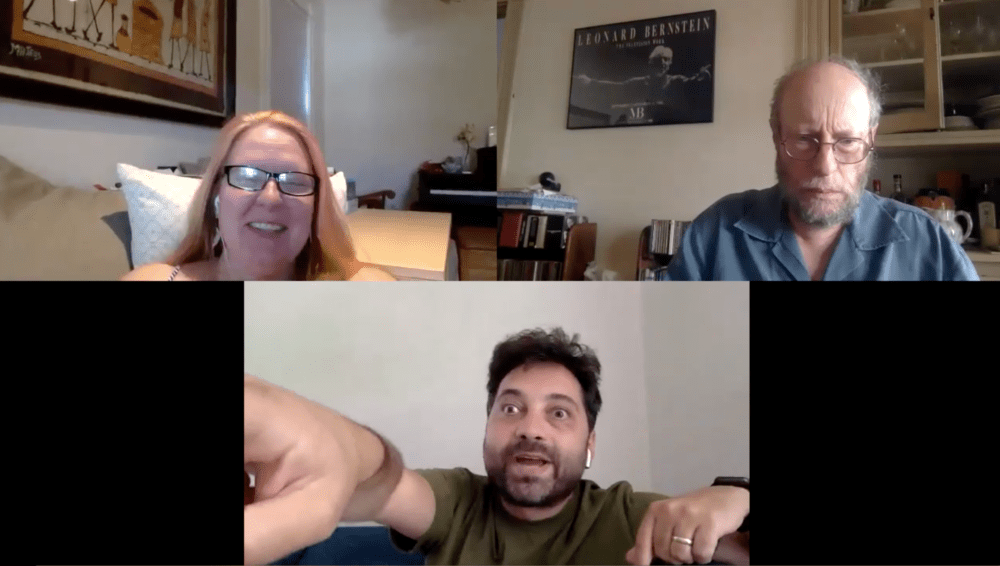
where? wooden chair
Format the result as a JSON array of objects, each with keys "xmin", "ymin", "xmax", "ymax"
[
  {"xmin": 357, "ymin": 190, "xmax": 396, "ymax": 210},
  {"xmin": 563, "ymin": 223, "xmax": 597, "ymax": 281}
]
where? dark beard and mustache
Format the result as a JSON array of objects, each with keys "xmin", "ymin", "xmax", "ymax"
[
  {"xmin": 777, "ymin": 153, "xmax": 875, "ymax": 229},
  {"xmin": 484, "ymin": 438, "xmax": 585, "ymax": 509}
]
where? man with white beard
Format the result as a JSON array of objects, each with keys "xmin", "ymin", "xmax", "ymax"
[{"xmin": 663, "ymin": 57, "xmax": 979, "ymax": 281}]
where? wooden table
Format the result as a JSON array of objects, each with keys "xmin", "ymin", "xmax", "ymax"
[
  {"xmin": 346, "ymin": 209, "xmax": 454, "ymax": 281},
  {"xmin": 964, "ymin": 247, "xmax": 1000, "ymax": 281}
]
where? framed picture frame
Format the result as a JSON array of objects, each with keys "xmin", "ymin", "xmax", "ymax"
[
  {"xmin": 1, "ymin": 0, "xmax": 236, "ymax": 127},
  {"xmin": 567, "ymin": 10, "xmax": 716, "ymax": 130}
]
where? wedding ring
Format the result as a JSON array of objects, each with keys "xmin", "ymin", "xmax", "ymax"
[{"xmin": 672, "ymin": 536, "xmax": 694, "ymax": 546}]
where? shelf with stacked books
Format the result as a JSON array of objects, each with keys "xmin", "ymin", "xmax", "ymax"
[
  {"xmin": 635, "ymin": 219, "xmax": 692, "ymax": 281},
  {"xmin": 497, "ymin": 209, "xmax": 596, "ymax": 281}
]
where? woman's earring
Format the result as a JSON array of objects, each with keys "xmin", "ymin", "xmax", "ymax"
[{"xmin": 586, "ymin": 449, "xmax": 592, "ymax": 469}]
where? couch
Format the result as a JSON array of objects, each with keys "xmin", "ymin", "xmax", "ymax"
[
  {"xmin": 273, "ymin": 526, "xmax": 425, "ymax": 565},
  {"xmin": 0, "ymin": 155, "xmax": 457, "ymax": 280},
  {"xmin": 270, "ymin": 525, "xmax": 729, "ymax": 565},
  {"xmin": 1, "ymin": 155, "xmax": 134, "ymax": 280}
]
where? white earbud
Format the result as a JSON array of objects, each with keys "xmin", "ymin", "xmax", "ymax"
[
  {"xmin": 586, "ymin": 449, "xmax": 592, "ymax": 469},
  {"xmin": 214, "ymin": 195, "xmax": 221, "ymax": 217}
]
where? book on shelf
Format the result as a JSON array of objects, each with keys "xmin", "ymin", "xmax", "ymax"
[
  {"xmin": 499, "ymin": 211, "xmax": 525, "ymax": 248},
  {"xmin": 534, "ymin": 215, "xmax": 549, "ymax": 249},
  {"xmin": 648, "ymin": 220, "xmax": 658, "ymax": 255},
  {"xmin": 544, "ymin": 214, "xmax": 565, "ymax": 250},
  {"xmin": 499, "ymin": 210, "xmax": 575, "ymax": 250},
  {"xmin": 649, "ymin": 219, "xmax": 672, "ymax": 255},
  {"xmin": 648, "ymin": 219, "xmax": 691, "ymax": 256},
  {"xmin": 499, "ymin": 259, "xmax": 565, "ymax": 281},
  {"xmin": 526, "ymin": 216, "xmax": 539, "ymax": 248}
]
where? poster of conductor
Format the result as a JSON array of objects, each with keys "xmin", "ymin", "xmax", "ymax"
[
  {"xmin": 567, "ymin": 11, "xmax": 716, "ymax": 129},
  {"xmin": 0, "ymin": 0, "xmax": 234, "ymax": 124}
]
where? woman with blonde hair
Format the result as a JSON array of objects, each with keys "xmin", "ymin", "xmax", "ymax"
[{"xmin": 122, "ymin": 111, "xmax": 394, "ymax": 281}]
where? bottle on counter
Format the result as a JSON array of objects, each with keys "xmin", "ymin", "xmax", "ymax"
[
  {"xmin": 892, "ymin": 174, "xmax": 906, "ymax": 203},
  {"xmin": 976, "ymin": 181, "xmax": 998, "ymax": 240},
  {"xmin": 873, "ymin": 179, "xmax": 882, "ymax": 197}
]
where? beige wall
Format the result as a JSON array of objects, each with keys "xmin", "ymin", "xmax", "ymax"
[
  {"xmin": 0, "ymin": 0, "xmax": 266, "ymax": 189},
  {"xmin": 312, "ymin": 0, "xmax": 497, "ymax": 208},
  {"xmin": 641, "ymin": 283, "xmax": 749, "ymax": 495},
  {"xmin": 501, "ymin": 0, "xmax": 799, "ymax": 278}
]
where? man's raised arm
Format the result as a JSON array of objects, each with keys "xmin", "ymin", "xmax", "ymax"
[
  {"xmin": 339, "ymin": 420, "xmax": 436, "ymax": 539},
  {"xmin": 243, "ymin": 375, "xmax": 435, "ymax": 564}
]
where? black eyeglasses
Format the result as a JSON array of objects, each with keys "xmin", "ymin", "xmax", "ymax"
[
  {"xmin": 781, "ymin": 136, "xmax": 874, "ymax": 164},
  {"xmin": 221, "ymin": 165, "xmax": 318, "ymax": 196}
]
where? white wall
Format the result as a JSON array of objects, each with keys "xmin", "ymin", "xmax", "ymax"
[
  {"xmin": 0, "ymin": 0, "xmax": 266, "ymax": 189},
  {"xmin": 0, "ymin": 102, "xmax": 218, "ymax": 189},
  {"xmin": 641, "ymin": 283, "xmax": 750, "ymax": 495},
  {"xmin": 244, "ymin": 282, "xmax": 750, "ymax": 511},
  {"xmin": 308, "ymin": 0, "xmax": 326, "ymax": 138},
  {"xmin": 269, "ymin": 0, "xmax": 312, "ymax": 126},
  {"xmin": 312, "ymin": 0, "xmax": 497, "ymax": 208},
  {"xmin": 501, "ymin": 0, "xmax": 799, "ymax": 277}
]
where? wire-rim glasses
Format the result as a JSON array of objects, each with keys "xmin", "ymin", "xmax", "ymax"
[{"xmin": 781, "ymin": 136, "xmax": 874, "ymax": 164}]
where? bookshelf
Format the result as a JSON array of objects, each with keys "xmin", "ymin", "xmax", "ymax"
[{"xmin": 497, "ymin": 210, "xmax": 596, "ymax": 280}]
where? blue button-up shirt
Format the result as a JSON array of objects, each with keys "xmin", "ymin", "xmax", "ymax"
[{"xmin": 664, "ymin": 185, "xmax": 980, "ymax": 281}]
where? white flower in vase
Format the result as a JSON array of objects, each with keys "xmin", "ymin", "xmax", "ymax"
[{"xmin": 456, "ymin": 124, "xmax": 476, "ymax": 172}]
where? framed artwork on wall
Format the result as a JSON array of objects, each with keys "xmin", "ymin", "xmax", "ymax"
[
  {"xmin": 1, "ymin": 0, "xmax": 236, "ymax": 126},
  {"xmin": 567, "ymin": 10, "xmax": 716, "ymax": 130}
]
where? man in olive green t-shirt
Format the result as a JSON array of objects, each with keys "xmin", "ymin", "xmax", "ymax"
[
  {"xmin": 388, "ymin": 467, "xmax": 683, "ymax": 564},
  {"xmin": 244, "ymin": 328, "xmax": 749, "ymax": 565}
]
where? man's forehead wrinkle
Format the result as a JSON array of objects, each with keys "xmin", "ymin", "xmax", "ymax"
[{"xmin": 781, "ymin": 75, "xmax": 870, "ymax": 136}]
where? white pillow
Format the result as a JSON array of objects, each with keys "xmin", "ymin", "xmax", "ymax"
[
  {"xmin": 330, "ymin": 171, "xmax": 347, "ymax": 214},
  {"xmin": 117, "ymin": 164, "xmax": 349, "ymax": 267},
  {"xmin": 117, "ymin": 163, "xmax": 201, "ymax": 267}
]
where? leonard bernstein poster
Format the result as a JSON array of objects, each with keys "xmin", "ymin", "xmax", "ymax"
[{"xmin": 567, "ymin": 11, "xmax": 716, "ymax": 129}]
